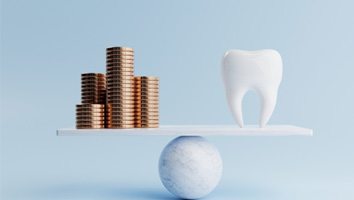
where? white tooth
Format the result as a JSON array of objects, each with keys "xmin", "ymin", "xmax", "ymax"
[{"xmin": 222, "ymin": 49, "xmax": 283, "ymax": 128}]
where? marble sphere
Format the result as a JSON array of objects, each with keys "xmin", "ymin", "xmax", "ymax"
[{"xmin": 159, "ymin": 136, "xmax": 223, "ymax": 199}]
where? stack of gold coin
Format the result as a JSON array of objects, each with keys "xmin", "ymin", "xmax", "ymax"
[
  {"xmin": 106, "ymin": 47, "xmax": 135, "ymax": 128},
  {"xmin": 134, "ymin": 76, "xmax": 159, "ymax": 128},
  {"xmin": 81, "ymin": 73, "xmax": 106, "ymax": 104},
  {"xmin": 76, "ymin": 104, "xmax": 105, "ymax": 129}
]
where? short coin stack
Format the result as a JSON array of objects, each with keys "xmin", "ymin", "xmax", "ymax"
[
  {"xmin": 81, "ymin": 73, "xmax": 106, "ymax": 104},
  {"xmin": 76, "ymin": 104, "xmax": 105, "ymax": 129},
  {"xmin": 106, "ymin": 47, "xmax": 135, "ymax": 128},
  {"xmin": 76, "ymin": 73, "xmax": 106, "ymax": 129},
  {"xmin": 134, "ymin": 76, "xmax": 159, "ymax": 128}
]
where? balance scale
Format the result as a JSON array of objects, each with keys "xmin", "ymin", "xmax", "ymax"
[{"xmin": 57, "ymin": 125, "xmax": 313, "ymax": 199}]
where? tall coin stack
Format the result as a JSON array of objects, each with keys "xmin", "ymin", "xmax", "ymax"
[
  {"xmin": 76, "ymin": 73, "xmax": 106, "ymax": 129},
  {"xmin": 134, "ymin": 76, "xmax": 159, "ymax": 128},
  {"xmin": 106, "ymin": 47, "xmax": 135, "ymax": 128}
]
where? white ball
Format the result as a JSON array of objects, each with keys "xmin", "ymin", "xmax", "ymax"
[{"xmin": 159, "ymin": 136, "xmax": 223, "ymax": 199}]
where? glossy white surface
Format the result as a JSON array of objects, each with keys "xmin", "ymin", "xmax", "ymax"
[
  {"xmin": 159, "ymin": 136, "xmax": 223, "ymax": 199},
  {"xmin": 222, "ymin": 49, "xmax": 283, "ymax": 128},
  {"xmin": 57, "ymin": 125, "xmax": 313, "ymax": 136}
]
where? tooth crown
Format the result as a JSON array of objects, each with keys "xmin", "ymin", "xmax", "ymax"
[{"xmin": 222, "ymin": 49, "xmax": 283, "ymax": 128}]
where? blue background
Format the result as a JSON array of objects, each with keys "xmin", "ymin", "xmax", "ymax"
[{"xmin": 1, "ymin": 0, "xmax": 354, "ymax": 199}]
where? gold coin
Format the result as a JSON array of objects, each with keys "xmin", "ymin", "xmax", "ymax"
[
  {"xmin": 81, "ymin": 75, "xmax": 105, "ymax": 79},
  {"xmin": 81, "ymin": 73, "xmax": 105, "ymax": 77},
  {"xmin": 140, "ymin": 88, "xmax": 159, "ymax": 92},
  {"xmin": 109, "ymin": 83, "xmax": 135, "ymax": 88},
  {"xmin": 106, "ymin": 52, "xmax": 134, "ymax": 57},
  {"xmin": 139, "ymin": 105, "xmax": 159, "ymax": 109},
  {"xmin": 106, "ymin": 67, "xmax": 134, "ymax": 71},
  {"xmin": 107, "ymin": 83, "xmax": 135, "ymax": 88},
  {"xmin": 81, "ymin": 80, "xmax": 106, "ymax": 84},
  {"xmin": 109, "ymin": 113, "xmax": 135, "ymax": 117},
  {"xmin": 76, "ymin": 108, "xmax": 105, "ymax": 112},
  {"xmin": 81, "ymin": 80, "xmax": 106, "ymax": 83},
  {"xmin": 81, "ymin": 97, "xmax": 106, "ymax": 101},
  {"xmin": 81, "ymin": 84, "xmax": 106, "ymax": 87},
  {"xmin": 107, "ymin": 97, "xmax": 135, "ymax": 101},
  {"xmin": 81, "ymin": 91, "xmax": 106, "ymax": 94},
  {"xmin": 106, "ymin": 107, "xmax": 135, "ymax": 111},
  {"xmin": 76, "ymin": 125, "xmax": 105, "ymax": 129},
  {"xmin": 76, "ymin": 117, "xmax": 105, "ymax": 121},
  {"xmin": 106, "ymin": 53, "xmax": 134, "ymax": 57},
  {"xmin": 76, "ymin": 106, "xmax": 106, "ymax": 110},
  {"xmin": 135, "ymin": 76, "xmax": 159, "ymax": 80},
  {"xmin": 140, "ymin": 119, "xmax": 159, "ymax": 123},
  {"xmin": 139, "ymin": 112, "xmax": 159, "ymax": 116},
  {"xmin": 139, "ymin": 102, "xmax": 159, "ymax": 105},
  {"xmin": 106, "ymin": 124, "xmax": 135, "ymax": 129},
  {"xmin": 107, "ymin": 77, "xmax": 134, "ymax": 82},
  {"xmin": 106, "ymin": 72, "xmax": 134, "ymax": 76},
  {"xmin": 107, "ymin": 101, "xmax": 135, "ymax": 105},
  {"xmin": 76, "ymin": 104, "xmax": 105, "ymax": 108},
  {"xmin": 106, "ymin": 63, "xmax": 134, "ymax": 71},
  {"xmin": 106, "ymin": 104, "xmax": 135, "ymax": 109},
  {"xmin": 81, "ymin": 82, "xmax": 106, "ymax": 86},
  {"xmin": 110, "ymin": 116, "xmax": 135, "ymax": 121},
  {"xmin": 135, "ymin": 84, "xmax": 159, "ymax": 88},
  {"xmin": 106, "ymin": 56, "xmax": 134, "ymax": 61},
  {"xmin": 81, "ymin": 87, "xmax": 106, "ymax": 90},
  {"xmin": 106, "ymin": 46, "xmax": 134, "ymax": 51},
  {"xmin": 81, "ymin": 101, "xmax": 105, "ymax": 104},
  {"xmin": 107, "ymin": 84, "xmax": 134, "ymax": 88},
  {"xmin": 76, "ymin": 122, "xmax": 105, "ymax": 126},
  {"xmin": 107, "ymin": 59, "xmax": 134, "ymax": 63},
  {"xmin": 136, "ymin": 115, "xmax": 159, "ymax": 119},
  {"xmin": 109, "ymin": 121, "xmax": 135, "ymax": 125},
  {"xmin": 106, "ymin": 50, "xmax": 134, "ymax": 55},
  {"xmin": 139, "ymin": 91, "xmax": 159, "ymax": 96},
  {"xmin": 76, "ymin": 113, "xmax": 105, "ymax": 117},
  {"xmin": 107, "ymin": 87, "xmax": 135, "ymax": 92},
  {"xmin": 138, "ymin": 95, "xmax": 159, "ymax": 99},
  {"xmin": 106, "ymin": 52, "xmax": 134, "ymax": 56}
]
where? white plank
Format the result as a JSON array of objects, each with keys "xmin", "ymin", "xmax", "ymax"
[{"xmin": 57, "ymin": 125, "xmax": 313, "ymax": 136}]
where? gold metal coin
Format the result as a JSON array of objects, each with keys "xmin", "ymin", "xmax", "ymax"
[
  {"xmin": 81, "ymin": 80, "xmax": 106, "ymax": 84},
  {"xmin": 106, "ymin": 72, "xmax": 134, "ymax": 76},
  {"xmin": 76, "ymin": 125, "xmax": 105, "ymax": 129},
  {"xmin": 109, "ymin": 120, "xmax": 135, "ymax": 125},
  {"xmin": 139, "ymin": 91, "xmax": 159, "ymax": 96},
  {"xmin": 76, "ymin": 113, "xmax": 105, "ymax": 117},
  {"xmin": 76, "ymin": 104, "xmax": 105, "ymax": 108},
  {"xmin": 107, "ymin": 59, "xmax": 134, "ymax": 64},
  {"xmin": 106, "ymin": 51, "xmax": 134, "ymax": 55},
  {"xmin": 76, "ymin": 116, "xmax": 105, "ymax": 119},
  {"xmin": 76, "ymin": 107, "xmax": 105, "ymax": 111},
  {"xmin": 106, "ymin": 46, "xmax": 134, "ymax": 51},
  {"xmin": 106, "ymin": 124, "xmax": 135, "ymax": 129},
  {"xmin": 76, "ymin": 122, "xmax": 105, "ymax": 126},
  {"xmin": 135, "ymin": 76, "xmax": 159, "ymax": 81},
  {"xmin": 81, "ymin": 73, "xmax": 105, "ymax": 78},
  {"xmin": 140, "ymin": 100, "xmax": 159, "ymax": 104},
  {"xmin": 106, "ymin": 64, "xmax": 134, "ymax": 68},
  {"xmin": 106, "ymin": 104, "xmax": 135, "ymax": 109},
  {"xmin": 106, "ymin": 56, "xmax": 134, "ymax": 61}
]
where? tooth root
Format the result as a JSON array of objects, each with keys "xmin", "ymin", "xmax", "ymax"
[
  {"xmin": 257, "ymin": 87, "xmax": 278, "ymax": 128},
  {"xmin": 227, "ymin": 88, "xmax": 247, "ymax": 128}
]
